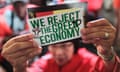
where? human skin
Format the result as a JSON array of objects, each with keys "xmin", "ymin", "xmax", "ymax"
[{"xmin": 2, "ymin": 18, "xmax": 116, "ymax": 72}]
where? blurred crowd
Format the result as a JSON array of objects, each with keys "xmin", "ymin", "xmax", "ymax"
[{"xmin": 0, "ymin": 0, "xmax": 120, "ymax": 72}]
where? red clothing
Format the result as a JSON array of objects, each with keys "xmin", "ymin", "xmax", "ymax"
[
  {"xmin": 113, "ymin": 0, "xmax": 120, "ymax": 9},
  {"xmin": 79, "ymin": 0, "xmax": 103, "ymax": 12},
  {"xmin": 0, "ymin": 15, "xmax": 12, "ymax": 37},
  {"xmin": 28, "ymin": 48, "xmax": 116, "ymax": 72},
  {"xmin": 0, "ymin": 5, "xmax": 13, "ymax": 15}
]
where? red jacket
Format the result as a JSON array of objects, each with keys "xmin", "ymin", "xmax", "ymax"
[
  {"xmin": 113, "ymin": 0, "xmax": 120, "ymax": 9},
  {"xmin": 0, "ymin": 5, "xmax": 13, "ymax": 15},
  {"xmin": 0, "ymin": 15, "xmax": 12, "ymax": 37},
  {"xmin": 79, "ymin": 0, "xmax": 103, "ymax": 12},
  {"xmin": 27, "ymin": 48, "xmax": 117, "ymax": 72}
]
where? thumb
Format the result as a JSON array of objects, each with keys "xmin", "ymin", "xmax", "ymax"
[{"xmin": 28, "ymin": 47, "xmax": 42, "ymax": 59}]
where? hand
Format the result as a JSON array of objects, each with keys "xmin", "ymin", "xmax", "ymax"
[
  {"xmin": 81, "ymin": 18, "xmax": 116, "ymax": 55},
  {"xmin": 1, "ymin": 34, "xmax": 42, "ymax": 72}
]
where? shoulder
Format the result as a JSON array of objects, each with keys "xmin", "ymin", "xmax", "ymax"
[
  {"xmin": 77, "ymin": 48, "xmax": 99, "ymax": 65},
  {"xmin": 27, "ymin": 54, "xmax": 54, "ymax": 72},
  {"xmin": 27, "ymin": 53, "xmax": 53, "ymax": 72},
  {"xmin": 78, "ymin": 48, "xmax": 98, "ymax": 58},
  {"xmin": 77, "ymin": 48, "xmax": 109, "ymax": 72},
  {"xmin": 4, "ymin": 9, "xmax": 12, "ymax": 17}
]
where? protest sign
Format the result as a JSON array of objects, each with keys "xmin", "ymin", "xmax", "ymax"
[{"xmin": 28, "ymin": 2, "xmax": 86, "ymax": 46}]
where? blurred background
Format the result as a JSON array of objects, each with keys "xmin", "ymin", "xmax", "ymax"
[{"xmin": 0, "ymin": 0, "xmax": 120, "ymax": 72}]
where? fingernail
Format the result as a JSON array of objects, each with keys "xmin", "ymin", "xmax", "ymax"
[
  {"xmin": 82, "ymin": 40, "xmax": 87, "ymax": 43},
  {"xmin": 81, "ymin": 29, "xmax": 86, "ymax": 35},
  {"xmin": 28, "ymin": 34, "xmax": 34, "ymax": 39},
  {"xmin": 87, "ymin": 23, "xmax": 92, "ymax": 27},
  {"xmin": 81, "ymin": 36, "xmax": 86, "ymax": 40},
  {"xmin": 82, "ymin": 40, "xmax": 85, "ymax": 43},
  {"xmin": 95, "ymin": 38, "xmax": 100, "ymax": 40},
  {"xmin": 33, "ymin": 41, "xmax": 39, "ymax": 48}
]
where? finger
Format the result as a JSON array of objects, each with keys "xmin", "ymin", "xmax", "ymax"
[
  {"xmin": 82, "ymin": 32, "xmax": 111, "ymax": 40},
  {"xmin": 82, "ymin": 39, "xmax": 95, "ymax": 44},
  {"xmin": 6, "ymin": 47, "xmax": 39, "ymax": 59},
  {"xmin": 81, "ymin": 26, "xmax": 111, "ymax": 35},
  {"xmin": 4, "ymin": 47, "xmax": 41, "ymax": 65},
  {"xmin": 12, "ymin": 47, "xmax": 41, "ymax": 60},
  {"xmin": 86, "ymin": 18, "xmax": 112, "ymax": 27},
  {"xmin": 13, "ymin": 55, "xmax": 28, "ymax": 67},
  {"xmin": 96, "ymin": 39, "xmax": 113, "ymax": 46},
  {"xmin": 12, "ymin": 33, "xmax": 34, "ymax": 42},
  {"xmin": 3, "ymin": 33, "xmax": 34, "ymax": 48},
  {"xmin": 2, "ymin": 40, "xmax": 38, "ymax": 55},
  {"xmin": 28, "ymin": 48, "xmax": 42, "ymax": 59}
]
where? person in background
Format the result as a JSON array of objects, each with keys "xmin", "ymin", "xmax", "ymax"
[
  {"xmin": 0, "ymin": 0, "xmax": 47, "ymax": 39},
  {"xmin": 3, "ymin": 0, "xmax": 29, "ymax": 34},
  {"xmin": 0, "ymin": 0, "xmax": 41, "ymax": 39},
  {"xmin": 0, "ymin": 0, "xmax": 29, "ymax": 48},
  {"xmin": 1, "ymin": 18, "xmax": 118, "ymax": 72}
]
